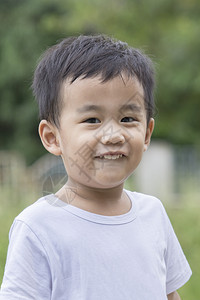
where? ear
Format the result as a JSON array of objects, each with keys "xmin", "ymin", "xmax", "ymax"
[
  {"xmin": 144, "ymin": 118, "xmax": 154, "ymax": 152},
  {"xmin": 38, "ymin": 120, "xmax": 62, "ymax": 156}
]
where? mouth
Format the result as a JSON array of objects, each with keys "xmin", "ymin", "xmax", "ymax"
[{"xmin": 95, "ymin": 152, "xmax": 126, "ymax": 160}]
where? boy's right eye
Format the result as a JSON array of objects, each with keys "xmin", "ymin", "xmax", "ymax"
[{"xmin": 83, "ymin": 118, "xmax": 101, "ymax": 124}]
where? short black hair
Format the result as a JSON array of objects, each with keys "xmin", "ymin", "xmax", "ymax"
[{"xmin": 32, "ymin": 35, "xmax": 155, "ymax": 127}]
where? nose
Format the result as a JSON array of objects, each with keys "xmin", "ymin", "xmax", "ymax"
[{"xmin": 100, "ymin": 122, "xmax": 125, "ymax": 145}]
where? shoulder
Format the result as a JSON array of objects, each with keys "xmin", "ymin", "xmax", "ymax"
[
  {"xmin": 16, "ymin": 195, "xmax": 58, "ymax": 223},
  {"xmin": 125, "ymin": 190, "xmax": 169, "ymax": 226},
  {"xmin": 12, "ymin": 194, "xmax": 72, "ymax": 236},
  {"xmin": 126, "ymin": 190, "xmax": 166, "ymax": 213}
]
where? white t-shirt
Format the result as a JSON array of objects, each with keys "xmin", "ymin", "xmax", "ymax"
[{"xmin": 0, "ymin": 190, "xmax": 192, "ymax": 300}]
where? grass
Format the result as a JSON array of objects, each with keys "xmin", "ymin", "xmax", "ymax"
[
  {"xmin": 0, "ymin": 189, "xmax": 199, "ymax": 299},
  {"xmin": 167, "ymin": 206, "xmax": 200, "ymax": 299}
]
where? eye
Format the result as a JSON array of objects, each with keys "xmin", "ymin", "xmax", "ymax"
[
  {"xmin": 121, "ymin": 117, "xmax": 136, "ymax": 123},
  {"xmin": 83, "ymin": 118, "xmax": 101, "ymax": 124}
]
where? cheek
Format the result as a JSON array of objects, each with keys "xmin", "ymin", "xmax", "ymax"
[
  {"xmin": 129, "ymin": 128, "xmax": 145, "ymax": 147},
  {"xmin": 61, "ymin": 135, "xmax": 94, "ymax": 170},
  {"xmin": 128, "ymin": 134, "xmax": 146, "ymax": 162}
]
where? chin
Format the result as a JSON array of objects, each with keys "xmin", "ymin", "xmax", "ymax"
[{"xmin": 90, "ymin": 175, "xmax": 126, "ymax": 189}]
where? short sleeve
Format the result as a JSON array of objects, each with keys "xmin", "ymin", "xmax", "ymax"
[
  {"xmin": 0, "ymin": 220, "xmax": 52, "ymax": 300},
  {"xmin": 164, "ymin": 213, "xmax": 192, "ymax": 295}
]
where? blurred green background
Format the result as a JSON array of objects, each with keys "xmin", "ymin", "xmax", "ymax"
[
  {"xmin": 0, "ymin": 0, "xmax": 200, "ymax": 298},
  {"xmin": 0, "ymin": 0, "xmax": 200, "ymax": 163}
]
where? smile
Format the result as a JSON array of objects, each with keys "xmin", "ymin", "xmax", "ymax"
[
  {"xmin": 95, "ymin": 152, "xmax": 126, "ymax": 160},
  {"xmin": 100, "ymin": 154, "xmax": 123, "ymax": 159}
]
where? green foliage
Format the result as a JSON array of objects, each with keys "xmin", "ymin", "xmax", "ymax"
[{"xmin": 0, "ymin": 0, "xmax": 200, "ymax": 163}]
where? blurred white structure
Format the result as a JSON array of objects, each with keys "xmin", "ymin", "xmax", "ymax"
[{"xmin": 134, "ymin": 141, "xmax": 175, "ymax": 201}]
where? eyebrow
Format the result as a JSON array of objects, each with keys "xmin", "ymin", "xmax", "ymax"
[
  {"xmin": 76, "ymin": 105, "xmax": 103, "ymax": 113},
  {"xmin": 76, "ymin": 103, "xmax": 142, "ymax": 114},
  {"xmin": 120, "ymin": 103, "xmax": 142, "ymax": 112}
]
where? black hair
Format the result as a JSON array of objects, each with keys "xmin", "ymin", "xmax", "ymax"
[{"xmin": 32, "ymin": 35, "xmax": 155, "ymax": 127}]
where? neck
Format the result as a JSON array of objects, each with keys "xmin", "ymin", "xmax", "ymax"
[{"xmin": 56, "ymin": 178, "xmax": 130, "ymax": 216}]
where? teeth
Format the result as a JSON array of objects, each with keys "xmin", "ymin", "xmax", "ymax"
[{"xmin": 99, "ymin": 154, "xmax": 123, "ymax": 160}]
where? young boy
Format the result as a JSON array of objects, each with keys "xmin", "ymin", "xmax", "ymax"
[{"xmin": 0, "ymin": 35, "xmax": 191, "ymax": 299}]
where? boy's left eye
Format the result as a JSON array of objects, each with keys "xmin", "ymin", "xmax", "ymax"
[
  {"xmin": 121, "ymin": 117, "xmax": 136, "ymax": 122},
  {"xmin": 83, "ymin": 118, "xmax": 101, "ymax": 124}
]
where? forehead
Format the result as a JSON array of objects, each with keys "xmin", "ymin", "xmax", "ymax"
[{"xmin": 60, "ymin": 74, "xmax": 145, "ymax": 109}]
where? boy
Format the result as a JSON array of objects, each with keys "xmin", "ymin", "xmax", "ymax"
[{"xmin": 0, "ymin": 35, "xmax": 191, "ymax": 299}]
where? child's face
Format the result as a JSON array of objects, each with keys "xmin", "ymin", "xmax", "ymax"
[{"xmin": 47, "ymin": 75, "xmax": 154, "ymax": 190}]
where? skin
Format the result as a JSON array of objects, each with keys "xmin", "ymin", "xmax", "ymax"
[
  {"xmin": 168, "ymin": 291, "xmax": 181, "ymax": 300},
  {"xmin": 39, "ymin": 74, "xmax": 181, "ymax": 298}
]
